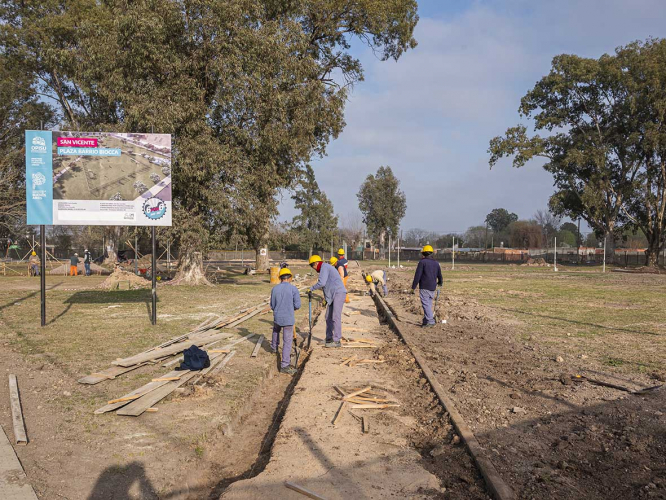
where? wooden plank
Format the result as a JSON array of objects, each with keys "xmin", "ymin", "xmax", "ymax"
[
  {"xmin": 151, "ymin": 377, "xmax": 180, "ymax": 382},
  {"xmin": 251, "ymin": 336, "xmax": 264, "ymax": 358},
  {"xmin": 0, "ymin": 425, "xmax": 38, "ymax": 500},
  {"xmin": 343, "ymin": 386, "xmax": 371, "ymax": 400},
  {"xmin": 117, "ymin": 371, "xmax": 198, "ymax": 416},
  {"xmin": 112, "ymin": 331, "xmax": 231, "ymax": 367},
  {"xmin": 284, "ymin": 481, "xmax": 327, "ymax": 500},
  {"xmin": 357, "ymin": 360, "xmax": 385, "ymax": 364},
  {"xmin": 145, "ymin": 408, "xmax": 158, "ymax": 413},
  {"xmin": 341, "ymin": 345, "xmax": 376, "ymax": 349},
  {"xmin": 190, "ymin": 349, "xmax": 231, "ymax": 385},
  {"xmin": 8, "ymin": 375, "xmax": 27, "ymax": 445},
  {"xmin": 95, "ymin": 369, "xmax": 184, "ymax": 414},
  {"xmin": 333, "ymin": 386, "xmax": 347, "ymax": 397},
  {"xmin": 78, "ymin": 362, "xmax": 151, "ymax": 385},
  {"xmin": 207, "ymin": 351, "xmax": 236, "ymax": 377},
  {"xmin": 332, "ymin": 402, "xmax": 346, "ymax": 426},
  {"xmin": 209, "ymin": 349, "xmax": 230, "ymax": 354},
  {"xmin": 350, "ymin": 404, "xmax": 400, "ymax": 409},
  {"xmin": 362, "ymin": 417, "xmax": 369, "ymax": 434}
]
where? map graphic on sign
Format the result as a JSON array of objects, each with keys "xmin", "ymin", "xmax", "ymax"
[{"xmin": 26, "ymin": 131, "xmax": 172, "ymax": 226}]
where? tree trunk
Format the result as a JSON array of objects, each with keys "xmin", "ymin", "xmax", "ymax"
[
  {"xmin": 603, "ymin": 230, "xmax": 616, "ymax": 265},
  {"xmin": 174, "ymin": 250, "xmax": 210, "ymax": 285},
  {"xmin": 103, "ymin": 227, "xmax": 122, "ymax": 264},
  {"xmin": 255, "ymin": 246, "xmax": 269, "ymax": 271},
  {"xmin": 644, "ymin": 237, "xmax": 661, "ymax": 268}
]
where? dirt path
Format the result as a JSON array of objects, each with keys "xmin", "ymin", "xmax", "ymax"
[
  {"xmin": 223, "ymin": 294, "xmax": 487, "ymax": 499},
  {"xmin": 384, "ymin": 270, "xmax": 666, "ymax": 499}
]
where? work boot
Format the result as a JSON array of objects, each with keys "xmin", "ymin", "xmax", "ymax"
[
  {"xmin": 422, "ymin": 323, "xmax": 435, "ymax": 329},
  {"xmin": 325, "ymin": 341, "xmax": 341, "ymax": 348},
  {"xmin": 280, "ymin": 366, "xmax": 297, "ymax": 375}
]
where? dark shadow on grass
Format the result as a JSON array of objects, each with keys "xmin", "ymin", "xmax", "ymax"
[
  {"xmin": 488, "ymin": 305, "xmax": 660, "ymax": 336},
  {"xmin": 63, "ymin": 289, "xmax": 157, "ymax": 323},
  {"xmin": 0, "ymin": 281, "xmax": 63, "ymax": 312}
]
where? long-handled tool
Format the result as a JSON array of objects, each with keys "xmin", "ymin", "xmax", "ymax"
[
  {"xmin": 306, "ymin": 291, "xmax": 313, "ymax": 350},
  {"xmin": 292, "ymin": 327, "xmax": 301, "ymax": 367},
  {"xmin": 433, "ymin": 287, "xmax": 441, "ymax": 323}
]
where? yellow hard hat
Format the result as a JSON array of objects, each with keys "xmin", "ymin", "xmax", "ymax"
[
  {"xmin": 365, "ymin": 275, "xmax": 372, "ymax": 283},
  {"xmin": 308, "ymin": 255, "xmax": 322, "ymax": 265},
  {"xmin": 279, "ymin": 267, "xmax": 292, "ymax": 277},
  {"xmin": 329, "ymin": 256, "xmax": 338, "ymax": 265},
  {"xmin": 422, "ymin": 245, "xmax": 434, "ymax": 253},
  {"xmin": 31, "ymin": 251, "xmax": 36, "ymax": 256},
  {"xmin": 337, "ymin": 248, "xmax": 345, "ymax": 255}
]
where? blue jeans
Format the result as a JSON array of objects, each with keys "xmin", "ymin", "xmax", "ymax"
[
  {"xmin": 84, "ymin": 263, "xmax": 91, "ymax": 276},
  {"xmin": 419, "ymin": 289, "xmax": 435, "ymax": 325},
  {"xmin": 271, "ymin": 323, "xmax": 294, "ymax": 369},
  {"xmin": 325, "ymin": 291, "xmax": 346, "ymax": 342}
]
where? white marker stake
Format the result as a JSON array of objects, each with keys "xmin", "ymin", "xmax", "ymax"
[
  {"xmin": 603, "ymin": 236, "xmax": 606, "ymax": 273},
  {"xmin": 554, "ymin": 237, "xmax": 558, "ymax": 272},
  {"xmin": 452, "ymin": 237, "xmax": 455, "ymax": 270}
]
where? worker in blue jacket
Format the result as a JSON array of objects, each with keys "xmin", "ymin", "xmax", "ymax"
[
  {"xmin": 336, "ymin": 248, "xmax": 351, "ymax": 303},
  {"xmin": 270, "ymin": 267, "xmax": 301, "ymax": 375},
  {"xmin": 309, "ymin": 254, "xmax": 346, "ymax": 347},
  {"xmin": 411, "ymin": 245, "xmax": 443, "ymax": 327}
]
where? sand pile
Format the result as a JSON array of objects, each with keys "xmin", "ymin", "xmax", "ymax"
[
  {"xmin": 99, "ymin": 267, "xmax": 151, "ymax": 289},
  {"xmin": 521, "ymin": 257, "xmax": 550, "ymax": 267},
  {"xmin": 49, "ymin": 262, "xmax": 110, "ymax": 275}
]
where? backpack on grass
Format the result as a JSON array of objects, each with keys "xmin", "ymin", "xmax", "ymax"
[{"xmin": 177, "ymin": 345, "xmax": 210, "ymax": 371}]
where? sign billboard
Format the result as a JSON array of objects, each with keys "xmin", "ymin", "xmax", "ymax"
[{"xmin": 26, "ymin": 131, "xmax": 172, "ymax": 226}]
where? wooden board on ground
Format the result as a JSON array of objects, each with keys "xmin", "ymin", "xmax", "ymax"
[
  {"xmin": 8, "ymin": 375, "xmax": 27, "ymax": 445},
  {"xmin": 112, "ymin": 331, "xmax": 231, "ymax": 367},
  {"xmin": 362, "ymin": 416, "xmax": 369, "ymax": 434},
  {"xmin": 116, "ymin": 371, "xmax": 198, "ymax": 417},
  {"xmin": 78, "ymin": 362, "xmax": 155, "ymax": 385},
  {"xmin": 0, "ymin": 425, "xmax": 38, "ymax": 500},
  {"xmin": 251, "ymin": 336, "xmax": 264, "ymax": 358},
  {"xmin": 207, "ymin": 351, "xmax": 236, "ymax": 378},
  {"xmin": 94, "ymin": 369, "xmax": 184, "ymax": 414},
  {"xmin": 285, "ymin": 481, "xmax": 327, "ymax": 500}
]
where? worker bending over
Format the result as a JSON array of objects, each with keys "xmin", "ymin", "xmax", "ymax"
[
  {"xmin": 363, "ymin": 270, "xmax": 387, "ymax": 297},
  {"xmin": 336, "ymin": 248, "xmax": 351, "ymax": 303},
  {"xmin": 270, "ymin": 267, "xmax": 301, "ymax": 375},
  {"xmin": 309, "ymin": 255, "xmax": 346, "ymax": 347},
  {"xmin": 29, "ymin": 251, "xmax": 40, "ymax": 277},
  {"xmin": 411, "ymin": 245, "xmax": 443, "ymax": 328}
]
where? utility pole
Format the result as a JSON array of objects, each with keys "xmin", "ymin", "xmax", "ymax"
[
  {"xmin": 554, "ymin": 237, "xmax": 558, "ymax": 272},
  {"xmin": 452, "ymin": 236, "xmax": 455, "ymax": 271},
  {"xmin": 397, "ymin": 230, "xmax": 401, "ymax": 268},
  {"xmin": 388, "ymin": 234, "xmax": 391, "ymax": 268},
  {"xmin": 577, "ymin": 218, "xmax": 581, "ymax": 265}
]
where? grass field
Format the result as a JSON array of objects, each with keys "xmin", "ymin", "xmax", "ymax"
[
  {"xmin": 385, "ymin": 263, "xmax": 666, "ymax": 376},
  {"xmin": 53, "ymin": 134, "xmax": 167, "ymax": 201}
]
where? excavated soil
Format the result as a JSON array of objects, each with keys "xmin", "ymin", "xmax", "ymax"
[
  {"xmin": 386, "ymin": 271, "xmax": 666, "ymax": 500},
  {"xmin": 99, "ymin": 267, "xmax": 152, "ymax": 289}
]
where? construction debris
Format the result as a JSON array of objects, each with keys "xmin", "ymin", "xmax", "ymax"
[
  {"xmin": 0, "ymin": 425, "xmax": 38, "ymax": 499},
  {"xmin": 99, "ymin": 266, "xmax": 151, "ymax": 289},
  {"xmin": 284, "ymin": 481, "xmax": 327, "ymax": 500},
  {"xmin": 8, "ymin": 375, "xmax": 27, "ymax": 445},
  {"xmin": 333, "ymin": 385, "xmax": 400, "ymax": 416}
]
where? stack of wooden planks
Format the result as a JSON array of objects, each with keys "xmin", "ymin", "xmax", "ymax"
[
  {"xmin": 340, "ymin": 337, "xmax": 379, "ymax": 349},
  {"xmin": 79, "ymin": 301, "xmax": 271, "ymax": 385}
]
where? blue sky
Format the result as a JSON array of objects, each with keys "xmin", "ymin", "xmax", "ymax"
[{"xmin": 279, "ymin": 0, "xmax": 666, "ymax": 234}]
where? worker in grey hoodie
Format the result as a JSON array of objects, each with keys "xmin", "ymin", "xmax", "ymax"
[
  {"xmin": 308, "ymin": 254, "xmax": 346, "ymax": 348},
  {"xmin": 270, "ymin": 267, "xmax": 301, "ymax": 375}
]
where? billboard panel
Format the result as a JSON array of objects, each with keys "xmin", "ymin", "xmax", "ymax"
[{"xmin": 26, "ymin": 131, "xmax": 172, "ymax": 226}]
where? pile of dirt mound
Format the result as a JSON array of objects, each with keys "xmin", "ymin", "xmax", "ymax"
[
  {"xmin": 49, "ymin": 262, "xmax": 110, "ymax": 275},
  {"xmin": 99, "ymin": 267, "xmax": 151, "ymax": 289},
  {"xmin": 521, "ymin": 257, "xmax": 550, "ymax": 267}
]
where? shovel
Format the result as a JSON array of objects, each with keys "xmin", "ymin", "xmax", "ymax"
[
  {"xmin": 433, "ymin": 287, "xmax": 441, "ymax": 323},
  {"xmin": 306, "ymin": 291, "xmax": 313, "ymax": 350}
]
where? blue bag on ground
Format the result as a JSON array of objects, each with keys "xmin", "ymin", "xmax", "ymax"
[{"xmin": 177, "ymin": 345, "xmax": 211, "ymax": 371}]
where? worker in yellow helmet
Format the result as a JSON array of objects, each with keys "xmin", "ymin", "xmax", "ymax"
[
  {"xmin": 29, "ymin": 251, "xmax": 40, "ymax": 277},
  {"xmin": 411, "ymin": 245, "xmax": 443, "ymax": 327},
  {"xmin": 336, "ymin": 248, "xmax": 350, "ymax": 303},
  {"xmin": 308, "ymin": 254, "xmax": 346, "ymax": 347},
  {"xmin": 270, "ymin": 267, "xmax": 301, "ymax": 375},
  {"xmin": 362, "ymin": 269, "xmax": 387, "ymax": 297}
]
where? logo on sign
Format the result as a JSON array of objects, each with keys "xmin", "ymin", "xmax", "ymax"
[
  {"xmin": 30, "ymin": 136, "xmax": 47, "ymax": 153},
  {"xmin": 142, "ymin": 197, "xmax": 167, "ymax": 220},
  {"xmin": 31, "ymin": 172, "xmax": 46, "ymax": 189}
]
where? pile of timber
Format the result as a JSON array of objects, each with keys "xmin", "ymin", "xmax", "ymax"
[
  {"xmin": 78, "ymin": 301, "xmax": 271, "ymax": 385},
  {"xmin": 332, "ymin": 386, "xmax": 400, "ymax": 426},
  {"xmin": 340, "ymin": 336, "xmax": 379, "ymax": 349}
]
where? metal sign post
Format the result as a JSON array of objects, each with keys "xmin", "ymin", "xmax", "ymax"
[
  {"xmin": 40, "ymin": 225, "xmax": 46, "ymax": 326},
  {"xmin": 151, "ymin": 226, "xmax": 157, "ymax": 325}
]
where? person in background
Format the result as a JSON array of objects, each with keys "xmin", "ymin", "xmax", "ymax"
[
  {"xmin": 336, "ymin": 248, "xmax": 350, "ymax": 303},
  {"xmin": 411, "ymin": 245, "xmax": 443, "ymax": 327},
  {"xmin": 69, "ymin": 253, "xmax": 79, "ymax": 276},
  {"xmin": 362, "ymin": 269, "xmax": 388, "ymax": 297},
  {"xmin": 309, "ymin": 254, "xmax": 346, "ymax": 348},
  {"xmin": 270, "ymin": 267, "xmax": 301, "ymax": 375},
  {"xmin": 84, "ymin": 248, "xmax": 92, "ymax": 276},
  {"xmin": 29, "ymin": 251, "xmax": 40, "ymax": 277}
]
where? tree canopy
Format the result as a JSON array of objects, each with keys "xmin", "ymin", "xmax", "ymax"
[
  {"xmin": 485, "ymin": 208, "xmax": 518, "ymax": 233},
  {"xmin": 357, "ymin": 166, "xmax": 407, "ymax": 245}
]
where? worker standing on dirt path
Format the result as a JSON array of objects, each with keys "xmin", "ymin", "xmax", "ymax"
[
  {"xmin": 69, "ymin": 253, "xmax": 79, "ymax": 276},
  {"xmin": 84, "ymin": 248, "xmax": 92, "ymax": 276},
  {"xmin": 363, "ymin": 270, "xmax": 388, "ymax": 297},
  {"xmin": 330, "ymin": 256, "xmax": 345, "ymax": 281},
  {"xmin": 29, "ymin": 251, "xmax": 40, "ymax": 277},
  {"xmin": 411, "ymin": 245, "xmax": 443, "ymax": 328},
  {"xmin": 336, "ymin": 248, "xmax": 351, "ymax": 303},
  {"xmin": 270, "ymin": 267, "xmax": 301, "ymax": 375},
  {"xmin": 309, "ymin": 255, "xmax": 346, "ymax": 348}
]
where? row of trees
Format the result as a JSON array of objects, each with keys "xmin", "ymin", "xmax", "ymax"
[
  {"xmin": 0, "ymin": 0, "xmax": 419, "ymax": 281},
  {"xmin": 490, "ymin": 38, "xmax": 666, "ymax": 266}
]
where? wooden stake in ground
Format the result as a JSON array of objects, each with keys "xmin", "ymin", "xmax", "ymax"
[
  {"xmin": 362, "ymin": 417, "xmax": 369, "ymax": 434},
  {"xmin": 8, "ymin": 375, "xmax": 27, "ymax": 445},
  {"xmin": 332, "ymin": 401, "xmax": 347, "ymax": 426},
  {"xmin": 342, "ymin": 386, "xmax": 372, "ymax": 400}
]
